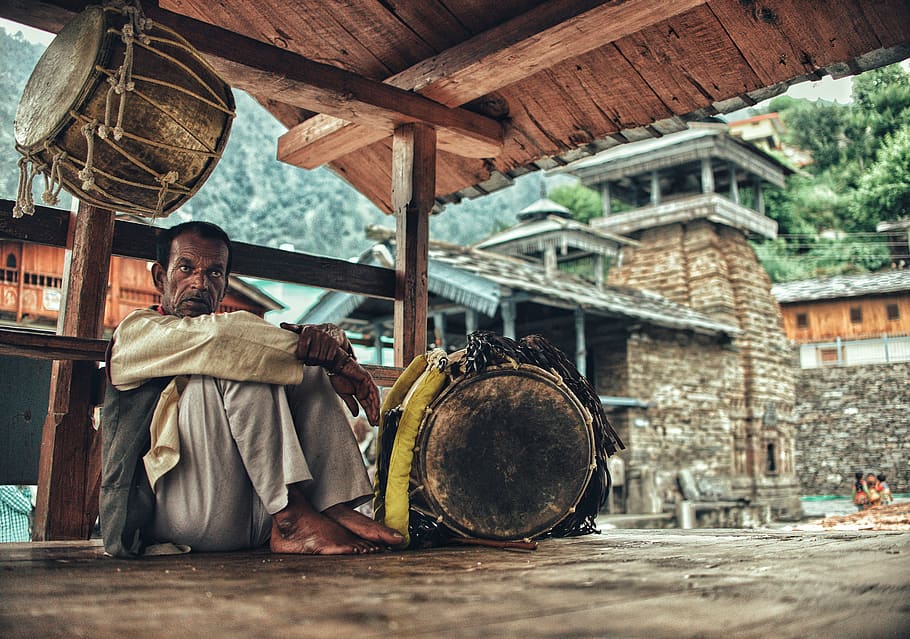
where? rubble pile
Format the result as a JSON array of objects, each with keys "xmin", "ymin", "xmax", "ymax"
[{"xmin": 819, "ymin": 502, "xmax": 910, "ymax": 531}]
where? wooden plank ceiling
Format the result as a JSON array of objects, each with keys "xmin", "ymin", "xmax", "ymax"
[{"xmin": 3, "ymin": 0, "xmax": 910, "ymax": 215}]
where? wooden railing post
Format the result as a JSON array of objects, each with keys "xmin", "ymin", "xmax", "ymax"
[
  {"xmin": 392, "ymin": 123, "xmax": 435, "ymax": 368},
  {"xmin": 32, "ymin": 202, "xmax": 114, "ymax": 540}
]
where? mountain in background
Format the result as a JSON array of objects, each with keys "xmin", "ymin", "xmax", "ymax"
[{"xmin": 0, "ymin": 26, "xmax": 552, "ymax": 260}]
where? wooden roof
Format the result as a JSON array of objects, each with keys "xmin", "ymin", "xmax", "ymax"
[
  {"xmin": 771, "ymin": 270, "xmax": 910, "ymax": 304},
  {"xmin": 4, "ymin": 0, "xmax": 909, "ymax": 216},
  {"xmin": 303, "ymin": 231, "xmax": 740, "ymax": 337}
]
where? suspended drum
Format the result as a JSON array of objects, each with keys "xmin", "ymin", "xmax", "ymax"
[
  {"xmin": 12, "ymin": 3, "xmax": 234, "ymax": 218},
  {"xmin": 412, "ymin": 364, "xmax": 595, "ymax": 541}
]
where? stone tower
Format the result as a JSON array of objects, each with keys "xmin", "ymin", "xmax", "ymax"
[{"xmin": 565, "ymin": 123, "xmax": 801, "ymax": 517}]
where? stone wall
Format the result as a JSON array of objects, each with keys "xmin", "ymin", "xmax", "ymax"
[
  {"xmin": 592, "ymin": 326, "xmax": 745, "ymax": 513},
  {"xmin": 606, "ymin": 219, "xmax": 801, "ymax": 518},
  {"xmin": 793, "ymin": 361, "xmax": 910, "ymax": 495}
]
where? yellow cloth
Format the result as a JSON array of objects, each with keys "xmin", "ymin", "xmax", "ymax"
[
  {"xmin": 142, "ymin": 375, "xmax": 188, "ymax": 491},
  {"xmin": 111, "ymin": 309, "xmax": 308, "ymax": 489}
]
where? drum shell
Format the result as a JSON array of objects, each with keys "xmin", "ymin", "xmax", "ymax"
[
  {"xmin": 14, "ymin": 6, "xmax": 233, "ymax": 216},
  {"xmin": 411, "ymin": 365, "xmax": 595, "ymax": 541}
]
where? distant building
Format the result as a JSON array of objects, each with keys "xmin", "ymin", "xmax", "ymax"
[
  {"xmin": 728, "ymin": 112, "xmax": 813, "ymax": 168},
  {"xmin": 772, "ymin": 270, "xmax": 910, "ymax": 368}
]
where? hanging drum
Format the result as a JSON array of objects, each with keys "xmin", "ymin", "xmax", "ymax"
[{"xmin": 12, "ymin": 3, "xmax": 234, "ymax": 218}]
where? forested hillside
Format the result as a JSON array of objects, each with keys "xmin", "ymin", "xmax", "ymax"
[{"xmin": 0, "ymin": 26, "xmax": 544, "ymax": 259}]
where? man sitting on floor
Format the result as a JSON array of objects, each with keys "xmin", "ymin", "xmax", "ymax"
[{"xmin": 101, "ymin": 221, "xmax": 403, "ymax": 556}]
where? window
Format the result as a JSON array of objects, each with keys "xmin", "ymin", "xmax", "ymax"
[
  {"xmin": 818, "ymin": 347, "xmax": 840, "ymax": 365},
  {"xmin": 886, "ymin": 303, "xmax": 900, "ymax": 321},
  {"xmin": 796, "ymin": 312, "xmax": 808, "ymax": 329},
  {"xmin": 766, "ymin": 442, "xmax": 777, "ymax": 474},
  {"xmin": 849, "ymin": 306, "xmax": 862, "ymax": 323},
  {"xmin": 5, "ymin": 253, "xmax": 16, "ymax": 268}
]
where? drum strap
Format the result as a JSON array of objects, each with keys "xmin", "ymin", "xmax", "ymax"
[{"xmin": 373, "ymin": 349, "xmax": 448, "ymax": 547}]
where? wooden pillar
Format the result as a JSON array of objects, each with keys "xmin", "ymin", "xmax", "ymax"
[
  {"xmin": 501, "ymin": 297, "xmax": 516, "ymax": 339},
  {"xmin": 465, "ymin": 308, "xmax": 477, "ymax": 336},
  {"xmin": 15, "ymin": 241, "xmax": 25, "ymax": 322},
  {"xmin": 650, "ymin": 170, "xmax": 661, "ymax": 206},
  {"xmin": 392, "ymin": 123, "xmax": 435, "ymax": 368},
  {"xmin": 543, "ymin": 246, "xmax": 557, "ymax": 277},
  {"xmin": 372, "ymin": 320, "xmax": 385, "ymax": 365},
  {"xmin": 701, "ymin": 158, "xmax": 715, "ymax": 194},
  {"xmin": 753, "ymin": 178, "xmax": 765, "ymax": 214},
  {"xmin": 33, "ymin": 202, "xmax": 114, "ymax": 540},
  {"xmin": 600, "ymin": 182, "xmax": 612, "ymax": 216},
  {"xmin": 575, "ymin": 308, "xmax": 587, "ymax": 376},
  {"xmin": 433, "ymin": 312, "xmax": 447, "ymax": 350},
  {"xmin": 728, "ymin": 162, "xmax": 740, "ymax": 204}
]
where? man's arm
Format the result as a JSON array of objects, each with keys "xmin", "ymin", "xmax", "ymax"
[
  {"xmin": 109, "ymin": 309, "xmax": 304, "ymax": 390},
  {"xmin": 110, "ymin": 308, "xmax": 380, "ymax": 424}
]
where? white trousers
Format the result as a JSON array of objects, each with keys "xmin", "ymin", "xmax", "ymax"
[{"xmin": 152, "ymin": 366, "xmax": 371, "ymax": 551}]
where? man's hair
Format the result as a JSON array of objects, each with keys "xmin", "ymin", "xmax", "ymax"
[{"xmin": 156, "ymin": 221, "xmax": 233, "ymax": 276}]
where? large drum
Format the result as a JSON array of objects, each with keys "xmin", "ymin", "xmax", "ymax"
[
  {"xmin": 411, "ymin": 365, "xmax": 595, "ymax": 541},
  {"xmin": 13, "ymin": 4, "xmax": 234, "ymax": 218}
]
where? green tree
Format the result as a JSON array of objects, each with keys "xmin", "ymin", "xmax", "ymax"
[
  {"xmin": 854, "ymin": 124, "xmax": 910, "ymax": 222},
  {"xmin": 548, "ymin": 183, "xmax": 602, "ymax": 223}
]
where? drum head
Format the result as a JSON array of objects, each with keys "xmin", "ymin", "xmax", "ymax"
[
  {"xmin": 416, "ymin": 366, "xmax": 594, "ymax": 540},
  {"xmin": 15, "ymin": 7, "xmax": 106, "ymax": 148}
]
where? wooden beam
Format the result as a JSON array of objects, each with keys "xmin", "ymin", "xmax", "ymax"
[
  {"xmin": 33, "ymin": 202, "xmax": 114, "ymax": 541},
  {"xmin": 0, "ymin": 1, "xmax": 502, "ymax": 158},
  {"xmin": 1, "ymin": 201, "xmax": 396, "ymax": 299},
  {"xmin": 0, "ymin": 329, "xmax": 107, "ymax": 360},
  {"xmin": 392, "ymin": 124, "xmax": 434, "ymax": 368},
  {"xmin": 277, "ymin": 0, "xmax": 705, "ymax": 169}
]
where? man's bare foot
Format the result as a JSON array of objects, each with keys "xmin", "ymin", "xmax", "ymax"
[
  {"xmin": 270, "ymin": 490, "xmax": 381, "ymax": 555},
  {"xmin": 324, "ymin": 504, "xmax": 406, "ymax": 547}
]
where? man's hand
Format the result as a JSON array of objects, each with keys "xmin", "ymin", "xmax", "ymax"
[{"xmin": 280, "ymin": 323, "xmax": 380, "ymax": 425}]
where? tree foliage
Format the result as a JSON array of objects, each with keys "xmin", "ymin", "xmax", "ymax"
[
  {"xmin": 548, "ymin": 183, "xmax": 602, "ymax": 223},
  {"xmin": 755, "ymin": 62, "xmax": 910, "ymax": 281}
]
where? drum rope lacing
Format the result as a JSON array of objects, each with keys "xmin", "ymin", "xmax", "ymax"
[{"xmin": 12, "ymin": 0, "xmax": 235, "ymax": 219}]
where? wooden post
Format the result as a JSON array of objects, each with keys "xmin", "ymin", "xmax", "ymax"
[
  {"xmin": 501, "ymin": 298, "xmax": 516, "ymax": 339},
  {"xmin": 575, "ymin": 308, "xmax": 587, "ymax": 376},
  {"xmin": 16, "ymin": 241, "xmax": 25, "ymax": 322},
  {"xmin": 701, "ymin": 158, "xmax": 715, "ymax": 194},
  {"xmin": 601, "ymin": 182, "xmax": 612, "ymax": 216},
  {"xmin": 650, "ymin": 171, "xmax": 660, "ymax": 206},
  {"xmin": 465, "ymin": 308, "xmax": 477, "ymax": 336},
  {"xmin": 372, "ymin": 320, "xmax": 385, "ymax": 364},
  {"xmin": 392, "ymin": 123, "xmax": 435, "ymax": 368},
  {"xmin": 33, "ymin": 202, "xmax": 114, "ymax": 540}
]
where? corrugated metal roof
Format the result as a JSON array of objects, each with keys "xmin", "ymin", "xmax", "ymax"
[
  {"xmin": 771, "ymin": 270, "xmax": 910, "ymax": 303},
  {"xmin": 300, "ymin": 240, "xmax": 739, "ymax": 336}
]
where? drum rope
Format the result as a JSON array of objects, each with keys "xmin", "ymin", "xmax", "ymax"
[
  {"xmin": 42, "ymin": 151, "xmax": 67, "ymax": 207},
  {"xmin": 12, "ymin": 156, "xmax": 38, "ymax": 218}
]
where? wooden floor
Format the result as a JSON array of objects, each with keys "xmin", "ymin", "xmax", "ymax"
[{"xmin": 1, "ymin": 529, "xmax": 908, "ymax": 638}]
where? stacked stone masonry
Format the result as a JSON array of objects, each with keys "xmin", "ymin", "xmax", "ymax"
[{"xmin": 793, "ymin": 361, "xmax": 910, "ymax": 495}]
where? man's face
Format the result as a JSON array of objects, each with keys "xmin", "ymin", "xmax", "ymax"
[{"xmin": 152, "ymin": 232, "xmax": 229, "ymax": 317}]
